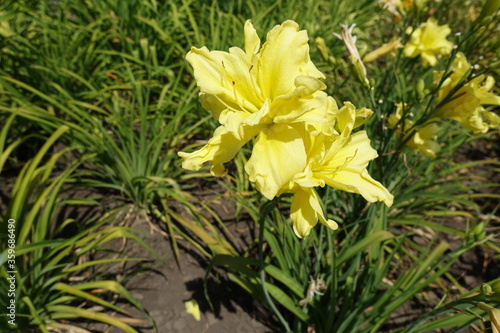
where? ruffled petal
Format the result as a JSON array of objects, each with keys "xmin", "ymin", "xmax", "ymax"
[
  {"xmin": 219, "ymin": 99, "xmax": 271, "ymax": 140},
  {"xmin": 245, "ymin": 124, "xmax": 307, "ymax": 200},
  {"xmin": 186, "ymin": 46, "xmax": 263, "ymax": 114},
  {"xmin": 290, "ymin": 188, "xmax": 338, "ymax": 238},
  {"xmin": 244, "ymin": 20, "xmax": 261, "ymax": 57},
  {"xmin": 327, "ymin": 131, "xmax": 379, "ymax": 169},
  {"xmin": 323, "ymin": 167, "xmax": 393, "ymax": 207},
  {"xmin": 257, "ymin": 20, "xmax": 324, "ymax": 100}
]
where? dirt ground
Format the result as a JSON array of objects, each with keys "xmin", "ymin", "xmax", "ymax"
[{"xmin": 111, "ymin": 216, "xmax": 271, "ymax": 333}]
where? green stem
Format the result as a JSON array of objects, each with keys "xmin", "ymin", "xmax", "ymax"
[{"xmin": 258, "ymin": 198, "xmax": 291, "ymax": 332}]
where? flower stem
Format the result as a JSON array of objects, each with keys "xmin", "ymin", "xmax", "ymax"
[{"xmin": 258, "ymin": 198, "xmax": 292, "ymax": 332}]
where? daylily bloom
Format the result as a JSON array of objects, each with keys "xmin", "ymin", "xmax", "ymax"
[
  {"xmin": 246, "ymin": 102, "xmax": 393, "ymax": 237},
  {"xmin": 388, "ymin": 103, "xmax": 441, "ymax": 159},
  {"xmin": 180, "ymin": 20, "xmax": 393, "ymax": 238},
  {"xmin": 403, "ymin": 18, "xmax": 453, "ymax": 67},
  {"xmin": 435, "ymin": 52, "xmax": 500, "ymax": 133},
  {"xmin": 179, "ymin": 20, "xmax": 333, "ymax": 177}
]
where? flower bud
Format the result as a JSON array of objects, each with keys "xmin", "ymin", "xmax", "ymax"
[
  {"xmin": 416, "ymin": 79, "xmax": 426, "ymax": 100},
  {"xmin": 472, "ymin": 221, "xmax": 487, "ymax": 242},
  {"xmin": 478, "ymin": 302, "xmax": 500, "ymax": 333},
  {"xmin": 481, "ymin": 283, "xmax": 493, "ymax": 295},
  {"xmin": 316, "ymin": 37, "xmax": 329, "ymax": 61}
]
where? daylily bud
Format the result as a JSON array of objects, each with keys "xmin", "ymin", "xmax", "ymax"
[
  {"xmin": 472, "ymin": 221, "xmax": 487, "ymax": 242},
  {"xmin": 478, "ymin": 302, "xmax": 500, "ymax": 333},
  {"xmin": 416, "ymin": 79, "xmax": 426, "ymax": 100},
  {"xmin": 363, "ymin": 37, "xmax": 402, "ymax": 63},
  {"xmin": 316, "ymin": 37, "xmax": 330, "ymax": 61},
  {"xmin": 481, "ymin": 283, "xmax": 493, "ymax": 295},
  {"xmin": 315, "ymin": 37, "xmax": 337, "ymax": 65}
]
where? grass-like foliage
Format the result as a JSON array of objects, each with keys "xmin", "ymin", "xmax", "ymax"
[{"xmin": 0, "ymin": 125, "xmax": 153, "ymax": 332}]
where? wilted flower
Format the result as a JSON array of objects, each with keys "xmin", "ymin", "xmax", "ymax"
[
  {"xmin": 333, "ymin": 24, "xmax": 370, "ymax": 88},
  {"xmin": 379, "ymin": 0, "xmax": 403, "ymax": 19},
  {"xmin": 403, "ymin": 18, "xmax": 453, "ymax": 67},
  {"xmin": 388, "ymin": 103, "xmax": 441, "ymax": 159},
  {"xmin": 435, "ymin": 52, "xmax": 500, "ymax": 133}
]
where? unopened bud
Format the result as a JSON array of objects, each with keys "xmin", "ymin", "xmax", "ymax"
[
  {"xmin": 363, "ymin": 37, "xmax": 402, "ymax": 63},
  {"xmin": 316, "ymin": 37, "xmax": 330, "ymax": 61},
  {"xmin": 416, "ymin": 79, "xmax": 426, "ymax": 100},
  {"xmin": 481, "ymin": 283, "xmax": 493, "ymax": 295},
  {"xmin": 478, "ymin": 302, "xmax": 500, "ymax": 333},
  {"xmin": 472, "ymin": 221, "xmax": 487, "ymax": 242}
]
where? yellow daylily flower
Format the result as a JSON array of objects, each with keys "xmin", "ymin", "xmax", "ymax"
[
  {"xmin": 403, "ymin": 18, "xmax": 453, "ymax": 67},
  {"xmin": 435, "ymin": 52, "xmax": 500, "ymax": 133},
  {"xmin": 179, "ymin": 21, "xmax": 394, "ymax": 239},
  {"xmin": 388, "ymin": 103, "xmax": 441, "ymax": 159},
  {"xmin": 301, "ymin": 103, "xmax": 394, "ymax": 207},
  {"xmin": 179, "ymin": 20, "xmax": 332, "ymax": 175},
  {"xmin": 243, "ymin": 102, "xmax": 392, "ymax": 238},
  {"xmin": 245, "ymin": 96, "xmax": 339, "ymax": 200}
]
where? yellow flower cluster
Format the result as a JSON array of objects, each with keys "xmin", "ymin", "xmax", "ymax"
[
  {"xmin": 179, "ymin": 20, "xmax": 393, "ymax": 238},
  {"xmin": 388, "ymin": 103, "xmax": 441, "ymax": 159},
  {"xmin": 435, "ymin": 52, "xmax": 500, "ymax": 133},
  {"xmin": 389, "ymin": 51, "xmax": 500, "ymax": 158}
]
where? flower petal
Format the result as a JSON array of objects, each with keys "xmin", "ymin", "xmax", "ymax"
[
  {"xmin": 290, "ymin": 188, "xmax": 338, "ymax": 238},
  {"xmin": 245, "ymin": 124, "xmax": 307, "ymax": 200},
  {"xmin": 257, "ymin": 20, "xmax": 324, "ymax": 100},
  {"xmin": 186, "ymin": 46, "xmax": 263, "ymax": 115},
  {"xmin": 178, "ymin": 125, "xmax": 255, "ymax": 176},
  {"xmin": 323, "ymin": 167, "xmax": 393, "ymax": 207},
  {"xmin": 244, "ymin": 20, "xmax": 261, "ymax": 57}
]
